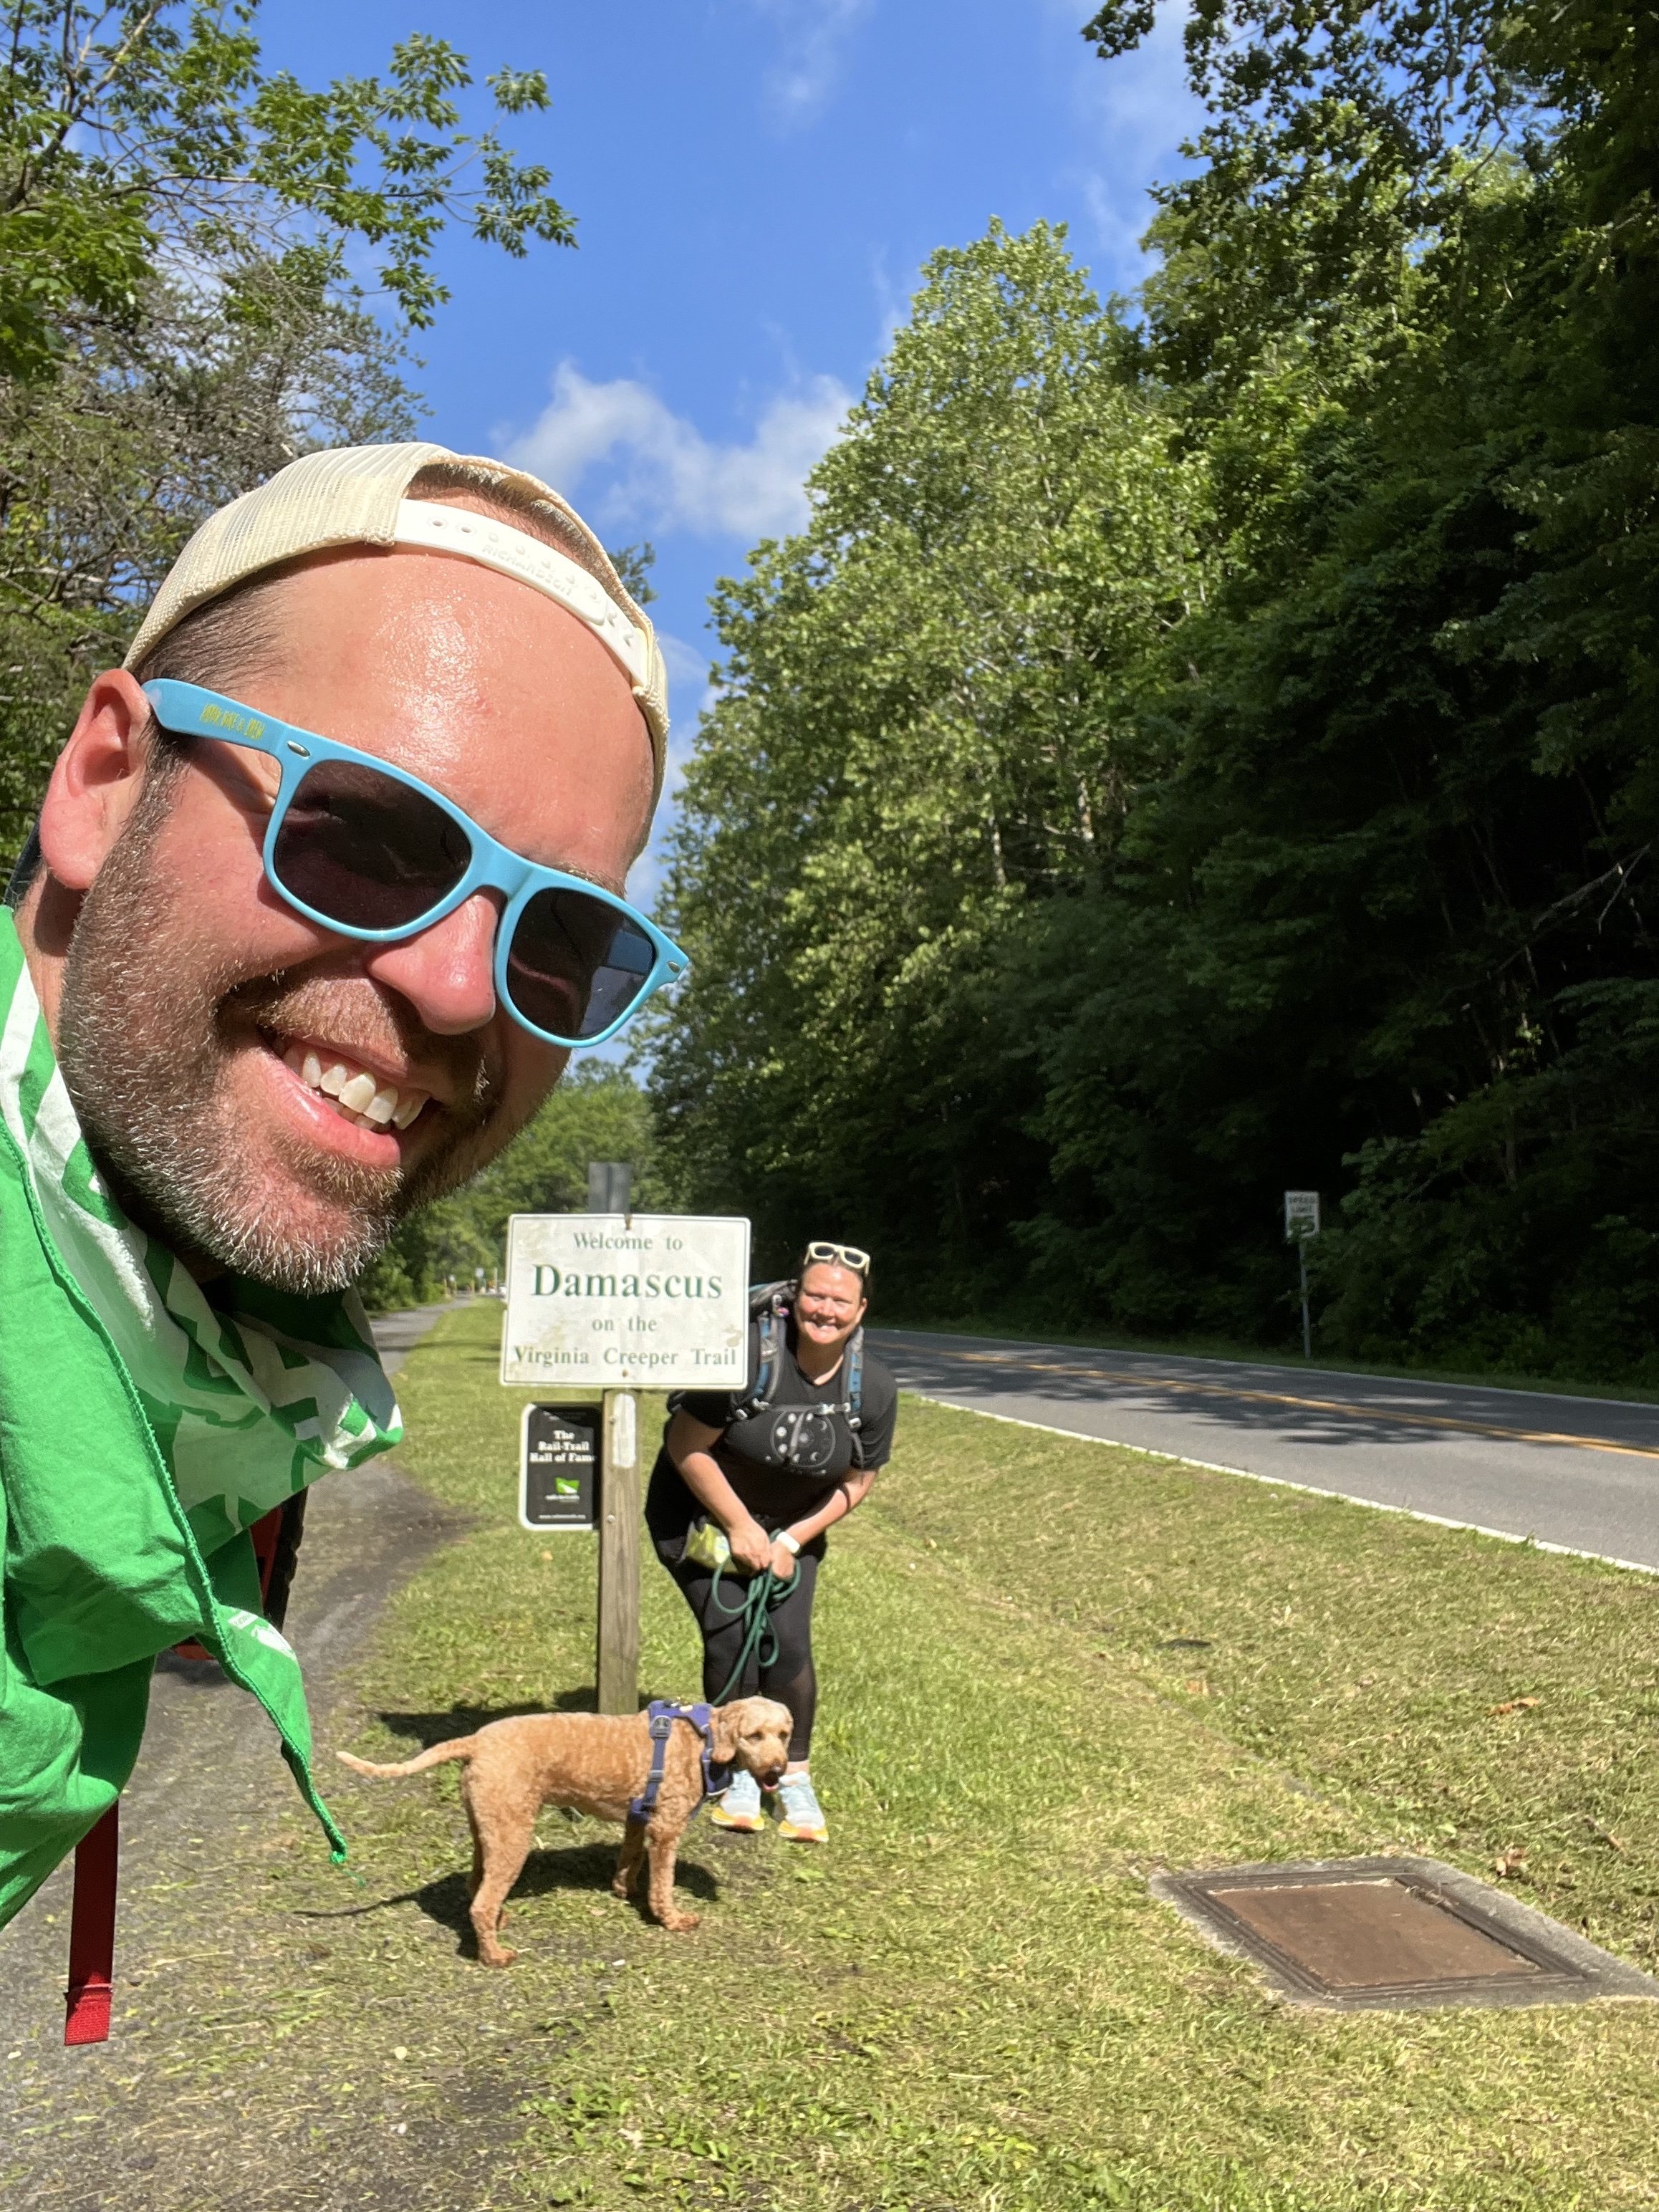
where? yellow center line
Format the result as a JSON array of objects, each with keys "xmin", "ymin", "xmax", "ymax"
[{"xmin": 886, "ymin": 1343, "xmax": 1659, "ymax": 1465}]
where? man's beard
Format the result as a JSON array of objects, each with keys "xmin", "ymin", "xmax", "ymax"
[{"xmin": 54, "ymin": 800, "xmax": 508, "ymax": 1295}]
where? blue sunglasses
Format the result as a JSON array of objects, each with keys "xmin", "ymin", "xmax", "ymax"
[{"xmin": 143, "ymin": 680, "xmax": 687, "ymax": 1048}]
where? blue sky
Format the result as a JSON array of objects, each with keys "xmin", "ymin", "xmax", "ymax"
[{"xmin": 261, "ymin": 1, "xmax": 1201, "ymax": 899}]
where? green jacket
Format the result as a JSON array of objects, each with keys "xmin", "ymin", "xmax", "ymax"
[{"xmin": 0, "ymin": 914, "xmax": 400, "ymax": 1928}]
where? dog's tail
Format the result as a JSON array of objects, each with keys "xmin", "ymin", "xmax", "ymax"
[{"xmin": 335, "ymin": 1738, "xmax": 479, "ymax": 1780}]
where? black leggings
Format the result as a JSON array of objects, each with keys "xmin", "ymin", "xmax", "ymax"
[{"xmin": 668, "ymin": 1550, "xmax": 820, "ymax": 1763}]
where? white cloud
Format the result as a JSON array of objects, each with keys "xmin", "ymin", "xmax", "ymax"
[
  {"xmin": 1079, "ymin": 0, "xmax": 1198, "ymax": 145},
  {"xmin": 655, "ymin": 630, "xmax": 711, "ymax": 695},
  {"xmin": 509, "ymin": 362, "xmax": 852, "ymax": 541},
  {"xmin": 747, "ymin": 0, "xmax": 874, "ymax": 126},
  {"xmin": 1059, "ymin": 0, "xmax": 1204, "ymax": 289},
  {"xmin": 658, "ymin": 636, "xmax": 726, "ymax": 784},
  {"xmin": 867, "ymin": 244, "xmax": 916, "ymax": 358},
  {"xmin": 624, "ymin": 633, "xmax": 716, "ymax": 916}
]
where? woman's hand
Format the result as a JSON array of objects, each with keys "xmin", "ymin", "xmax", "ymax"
[
  {"xmin": 768, "ymin": 1537, "xmax": 799, "ymax": 1583},
  {"xmin": 728, "ymin": 1516, "xmax": 774, "ymax": 1574}
]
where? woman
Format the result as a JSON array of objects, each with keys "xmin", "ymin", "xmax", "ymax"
[{"xmin": 645, "ymin": 1241, "xmax": 898, "ymax": 1842}]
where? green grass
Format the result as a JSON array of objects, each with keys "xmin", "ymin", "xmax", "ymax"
[
  {"xmin": 326, "ymin": 1302, "xmax": 1659, "ymax": 2210},
  {"xmin": 887, "ymin": 1305, "xmax": 1659, "ymax": 1405}
]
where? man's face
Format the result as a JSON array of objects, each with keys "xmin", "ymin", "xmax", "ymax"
[{"xmin": 38, "ymin": 525, "xmax": 655, "ymax": 1292}]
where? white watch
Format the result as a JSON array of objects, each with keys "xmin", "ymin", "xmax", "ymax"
[{"xmin": 776, "ymin": 1530, "xmax": 801, "ymax": 1556}]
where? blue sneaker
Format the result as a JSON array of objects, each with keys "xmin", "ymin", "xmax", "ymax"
[
  {"xmin": 710, "ymin": 1769, "xmax": 764, "ymax": 1832},
  {"xmin": 774, "ymin": 1770, "xmax": 828, "ymax": 1843}
]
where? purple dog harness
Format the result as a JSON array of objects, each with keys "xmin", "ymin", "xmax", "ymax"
[{"xmin": 627, "ymin": 1701, "xmax": 731, "ymax": 1824}]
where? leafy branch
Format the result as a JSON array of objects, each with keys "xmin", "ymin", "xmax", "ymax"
[{"xmin": 0, "ymin": 1, "xmax": 575, "ymax": 380}]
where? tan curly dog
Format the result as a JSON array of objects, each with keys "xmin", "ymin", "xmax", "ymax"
[{"xmin": 338, "ymin": 1696, "xmax": 792, "ymax": 1963}]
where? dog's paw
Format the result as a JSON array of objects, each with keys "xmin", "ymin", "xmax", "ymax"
[
  {"xmin": 479, "ymin": 1944, "xmax": 518, "ymax": 1968},
  {"xmin": 658, "ymin": 1910, "xmax": 701, "ymax": 1933}
]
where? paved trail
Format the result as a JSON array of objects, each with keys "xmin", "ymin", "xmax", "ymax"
[{"xmin": 872, "ymin": 1327, "xmax": 1659, "ymax": 1572}]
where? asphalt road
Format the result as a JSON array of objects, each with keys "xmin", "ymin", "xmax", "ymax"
[{"xmin": 870, "ymin": 1327, "xmax": 1659, "ymax": 1573}]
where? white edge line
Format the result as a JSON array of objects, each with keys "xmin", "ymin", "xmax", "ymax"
[{"xmin": 904, "ymin": 1392, "xmax": 1659, "ymax": 1579}]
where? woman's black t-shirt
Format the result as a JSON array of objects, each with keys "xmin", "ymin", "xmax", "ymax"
[{"xmin": 645, "ymin": 1319, "xmax": 898, "ymax": 1558}]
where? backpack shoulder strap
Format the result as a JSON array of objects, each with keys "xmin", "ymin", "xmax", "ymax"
[
  {"xmin": 730, "ymin": 1300, "xmax": 783, "ymax": 1424},
  {"xmin": 845, "ymin": 1326, "xmax": 865, "ymax": 1466}
]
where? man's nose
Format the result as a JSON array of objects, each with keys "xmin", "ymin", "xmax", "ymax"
[{"xmin": 362, "ymin": 890, "xmax": 501, "ymax": 1034}]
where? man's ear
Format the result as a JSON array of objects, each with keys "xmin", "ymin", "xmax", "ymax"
[
  {"xmin": 709, "ymin": 1706, "xmax": 741, "ymax": 1762},
  {"xmin": 37, "ymin": 670, "xmax": 163, "ymax": 893}
]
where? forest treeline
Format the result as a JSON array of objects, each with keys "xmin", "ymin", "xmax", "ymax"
[
  {"xmin": 7, "ymin": 5, "xmax": 1655, "ymax": 1370},
  {"xmin": 649, "ymin": 0, "xmax": 1659, "ymax": 1380}
]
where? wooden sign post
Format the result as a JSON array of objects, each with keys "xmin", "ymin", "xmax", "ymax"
[
  {"xmin": 501, "ymin": 1212, "xmax": 750, "ymax": 1718},
  {"xmin": 597, "ymin": 1391, "xmax": 640, "ymax": 1713}
]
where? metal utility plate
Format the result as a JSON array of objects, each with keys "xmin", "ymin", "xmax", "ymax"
[{"xmin": 1152, "ymin": 1856, "xmax": 1659, "ymax": 2011}]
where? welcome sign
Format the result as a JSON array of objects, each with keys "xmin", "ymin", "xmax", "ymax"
[{"xmin": 500, "ymin": 1213, "xmax": 751, "ymax": 1390}]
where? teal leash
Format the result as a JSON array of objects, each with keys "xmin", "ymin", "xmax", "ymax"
[{"xmin": 706, "ymin": 1563, "xmax": 795, "ymax": 1704}]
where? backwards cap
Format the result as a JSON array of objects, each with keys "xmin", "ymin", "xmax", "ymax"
[{"xmin": 124, "ymin": 441, "xmax": 670, "ymax": 806}]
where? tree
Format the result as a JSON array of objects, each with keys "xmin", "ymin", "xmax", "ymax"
[
  {"xmin": 650, "ymin": 223, "xmax": 1205, "ymax": 1296},
  {"xmin": 0, "ymin": 257, "xmax": 418, "ymax": 863},
  {"xmin": 0, "ymin": 2, "xmax": 572, "ymax": 383},
  {"xmin": 1054, "ymin": 0, "xmax": 1659, "ymax": 1371},
  {"xmin": 0, "ymin": 1, "xmax": 576, "ymax": 872}
]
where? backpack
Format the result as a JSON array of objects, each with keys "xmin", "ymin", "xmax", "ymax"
[{"xmin": 673, "ymin": 1279, "xmax": 866, "ymax": 1468}]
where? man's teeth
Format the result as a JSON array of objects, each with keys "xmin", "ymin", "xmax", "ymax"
[{"xmin": 282, "ymin": 1045, "xmax": 429, "ymax": 1132}]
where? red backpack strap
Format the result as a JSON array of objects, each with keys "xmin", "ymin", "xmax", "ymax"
[{"xmin": 64, "ymin": 1804, "xmax": 119, "ymax": 2045}]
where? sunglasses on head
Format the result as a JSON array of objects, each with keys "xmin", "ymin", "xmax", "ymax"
[
  {"xmin": 803, "ymin": 1241, "xmax": 871, "ymax": 1276},
  {"xmin": 143, "ymin": 680, "xmax": 688, "ymax": 1049}
]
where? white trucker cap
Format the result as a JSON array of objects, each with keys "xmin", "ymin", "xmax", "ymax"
[{"xmin": 124, "ymin": 441, "xmax": 670, "ymax": 804}]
